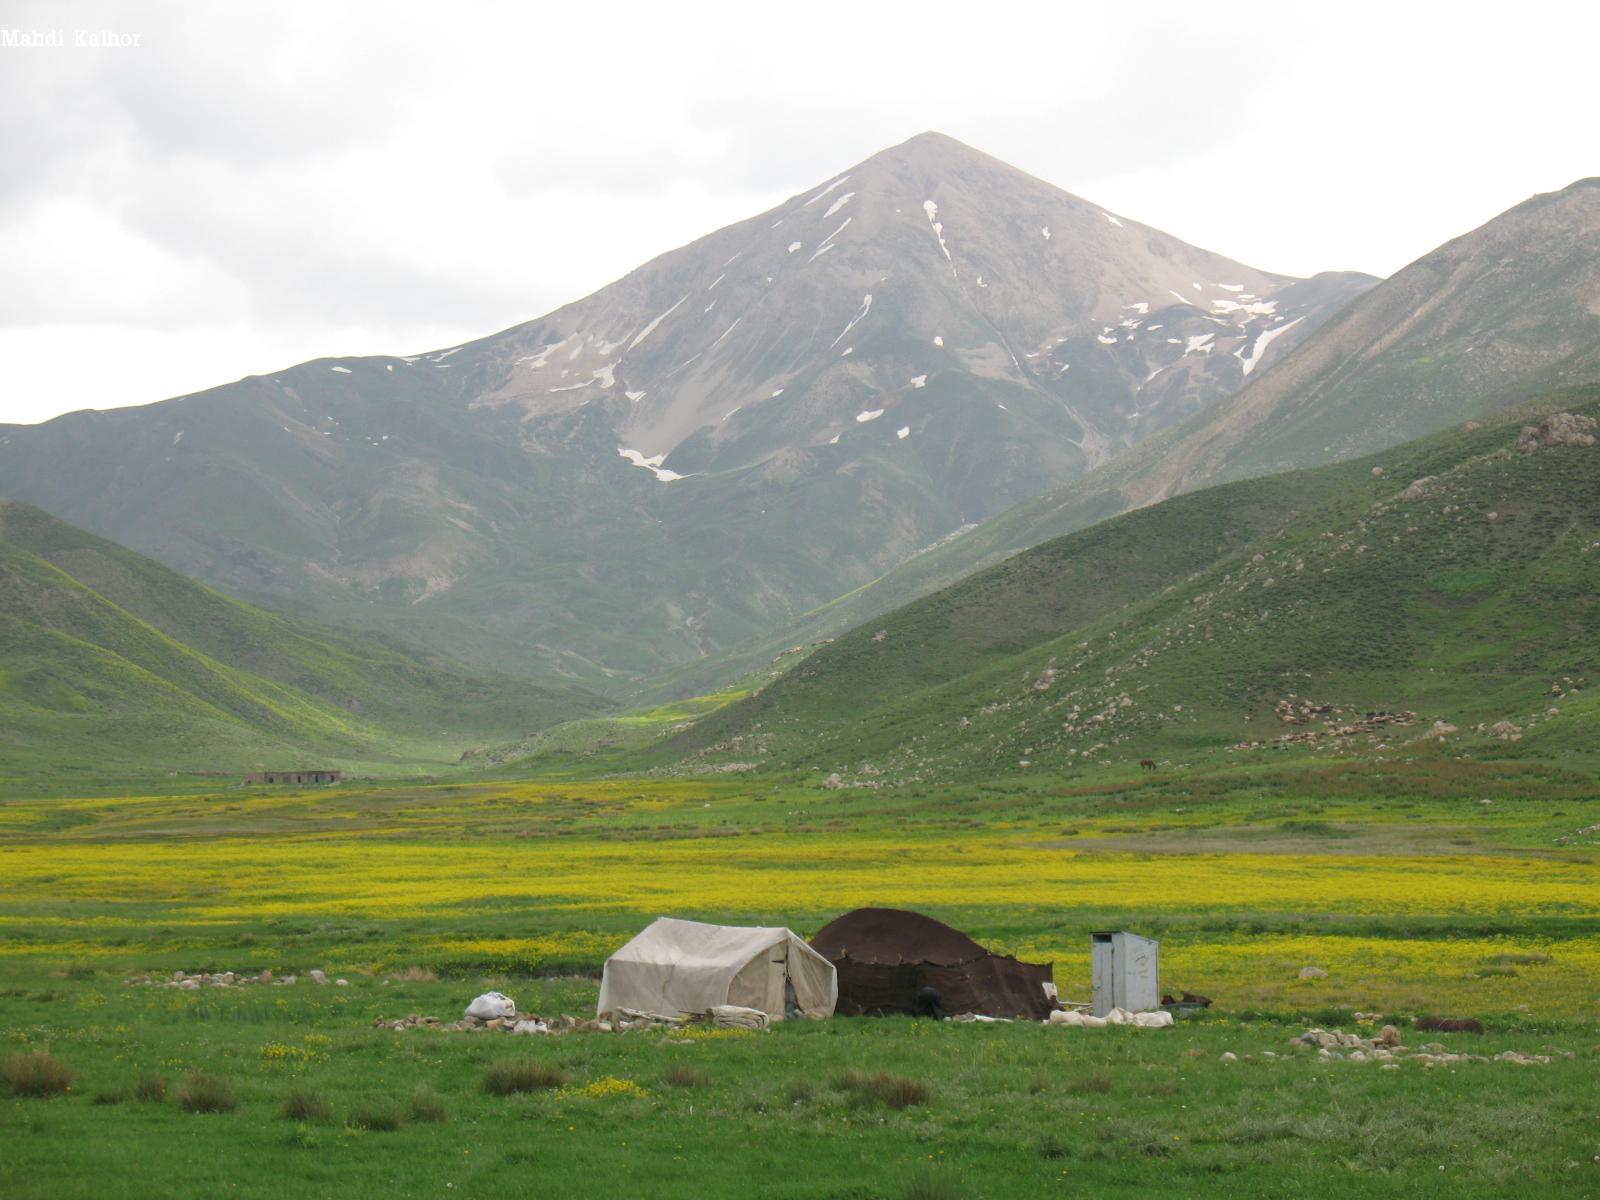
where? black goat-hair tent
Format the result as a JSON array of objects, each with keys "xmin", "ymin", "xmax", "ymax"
[{"xmin": 810, "ymin": 907, "xmax": 1054, "ymax": 1019}]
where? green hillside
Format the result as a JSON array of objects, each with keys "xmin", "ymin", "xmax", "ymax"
[
  {"xmin": 667, "ymin": 389, "xmax": 1600, "ymax": 780},
  {"xmin": 0, "ymin": 500, "xmax": 609, "ymax": 786}
]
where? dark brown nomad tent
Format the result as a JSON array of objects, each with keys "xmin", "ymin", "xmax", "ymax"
[{"xmin": 810, "ymin": 907, "xmax": 1055, "ymax": 1019}]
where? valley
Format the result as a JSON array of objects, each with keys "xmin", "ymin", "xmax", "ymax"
[{"xmin": 4, "ymin": 101, "xmax": 1599, "ymax": 1200}]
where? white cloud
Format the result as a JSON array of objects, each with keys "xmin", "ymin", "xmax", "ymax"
[{"xmin": 2, "ymin": 0, "xmax": 1597, "ymax": 424}]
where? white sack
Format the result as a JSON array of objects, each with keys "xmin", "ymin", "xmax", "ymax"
[
  {"xmin": 710, "ymin": 1004, "xmax": 770, "ymax": 1030},
  {"xmin": 466, "ymin": 991, "xmax": 516, "ymax": 1019}
]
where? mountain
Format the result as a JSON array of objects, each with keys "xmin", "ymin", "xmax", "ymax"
[
  {"xmin": 0, "ymin": 133, "xmax": 1371, "ymax": 689},
  {"xmin": 0, "ymin": 500, "xmax": 607, "ymax": 781},
  {"xmin": 645, "ymin": 177, "xmax": 1600, "ymax": 697},
  {"xmin": 664, "ymin": 389, "xmax": 1600, "ymax": 780}
]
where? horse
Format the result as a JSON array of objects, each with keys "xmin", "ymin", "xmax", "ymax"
[{"xmin": 1139, "ymin": 758, "xmax": 1157, "ymax": 772}]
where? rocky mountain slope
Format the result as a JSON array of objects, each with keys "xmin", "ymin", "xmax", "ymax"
[
  {"xmin": 0, "ymin": 500, "xmax": 607, "ymax": 781},
  {"xmin": 0, "ymin": 133, "xmax": 1370, "ymax": 688},
  {"xmin": 647, "ymin": 178, "xmax": 1600, "ymax": 699},
  {"xmin": 665, "ymin": 390, "xmax": 1600, "ymax": 780}
]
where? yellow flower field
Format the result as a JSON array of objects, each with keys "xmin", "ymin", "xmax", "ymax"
[
  {"xmin": 3, "ymin": 775, "xmax": 1596, "ymax": 1018},
  {"xmin": 1, "ymin": 836, "xmax": 1594, "ymax": 922}
]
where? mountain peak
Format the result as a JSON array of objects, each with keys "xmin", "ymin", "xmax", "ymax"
[{"xmin": 0, "ymin": 134, "xmax": 1370, "ymax": 688}]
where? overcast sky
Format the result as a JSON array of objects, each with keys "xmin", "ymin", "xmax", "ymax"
[{"xmin": 3, "ymin": 0, "xmax": 1596, "ymax": 425}]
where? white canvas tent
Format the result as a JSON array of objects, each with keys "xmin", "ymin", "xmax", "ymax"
[{"xmin": 597, "ymin": 917, "xmax": 837, "ymax": 1020}]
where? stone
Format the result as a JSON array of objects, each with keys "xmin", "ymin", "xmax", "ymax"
[
  {"xmin": 1515, "ymin": 412, "xmax": 1597, "ymax": 454},
  {"xmin": 1396, "ymin": 476, "xmax": 1437, "ymax": 503},
  {"xmin": 309, "ymin": 969, "xmax": 329, "ymax": 985},
  {"xmin": 334, "ymin": 978, "xmax": 349, "ymax": 987},
  {"xmin": 1219, "ymin": 1052, "xmax": 1238, "ymax": 1063},
  {"xmin": 1298, "ymin": 966, "xmax": 1328, "ymax": 980}
]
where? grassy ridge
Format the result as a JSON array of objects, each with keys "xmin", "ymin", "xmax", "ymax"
[
  {"xmin": 666, "ymin": 389, "xmax": 1600, "ymax": 779},
  {"xmin": 0, "ymin": 500, "xmax": 609, "ymax": 783}
]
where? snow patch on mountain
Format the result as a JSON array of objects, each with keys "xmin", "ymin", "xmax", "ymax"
[
  {"xmin": 922, "ymin": 200, "xmax": 950, "ymax": 260},
  {"xmin": 802, "ymin": 175, "xmax": 850, "ymax": 207},
  {"xmin": 809, "ymin": 217, "xmax": 852, "ymax": 262},
  {"xmin": 618, "ymin": 447, "xmax": 688, "ymax": 482},
  {"xmin": 830, "ymin": 294, "xmax": 872, "ymax": 348},
  {"xmin": 856, "ymin": 409, "xmax": 884, "ymax": 423},
  {"xmin": 518, "ymin": 338, "xmax": 568, "ymax": 369},
  {"xmin": 628, "ymin": 296, "xmax": 687, "ymax": 351},
  {"xmin": 1236, "ymin": 315, "xmax": 1305, "ymax": 376},
  {"xmin": 823, "ymin": 192, "xmax": 855, "ymax": 218}
]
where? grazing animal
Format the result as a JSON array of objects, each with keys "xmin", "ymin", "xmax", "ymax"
[
  {"xmin": 1139, "ymin": 759, "xmax": 1157, "ymax": 772},
  {"xmin": 1414, "ymin": 1016, "xmax": 1485, "ymax": 1034}
]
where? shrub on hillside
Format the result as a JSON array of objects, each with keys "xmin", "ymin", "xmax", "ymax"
[
  {"xmin": 410, "ymin": 1085, "xmax": 447, "ymax": 1123},
  {"xmin": 349, "ymin": 1102, "xmax": 405, "ymax": 1131},
  {"xmin": 135, "ymin": 1074, "xmax": 167, "ymax": 1102},
  {"xmin": 832, "ymin": 1068, "xmax": 932, "ymax": 1109},
  {"xmin": 483, "ymin": 1059, "xmax": 569, "ymax": 1094},
  {"xmin": 660, "ymin": 1064, "xmax": 709, "ymax": 1089},
  {"xmin": 2, "ymin": 1049, "xmax": 75, "ymax": 1098},
  {"xmin": 281, "ymin": 1089, "xmax": 332, "ymax": 1121},
  {"xmin": 176, "ymin": 1071, "xmax": 237, "ymax": 1113}
]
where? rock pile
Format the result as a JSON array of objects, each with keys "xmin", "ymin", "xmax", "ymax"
[
  {"xmin": 1281, "ymin": 1026, "xmax": 1571, "ymax": 1068},
  {"xmin": 1515, "ymin": 412, "xmax": 1597, "ymax": 453},
  {"xmin": 126, "ymin": 969, "xmax": 348, "ymax": 989},
  {"xmin": 374, "ymin": 1006, "xmax": 719, "ymax": 1036},
  {"xmin": 1270, "ymin": 702, "xmax": 1417, "ymax": 745}
]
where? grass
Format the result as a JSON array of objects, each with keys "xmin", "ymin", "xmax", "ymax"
[
  {"xmin": 1, "ymin": 736, "xmax": 1598, "ymax": 1196},
  {"xmin": 2, "ymin": 974, "xmax": 1594, "ymax": 1198}
]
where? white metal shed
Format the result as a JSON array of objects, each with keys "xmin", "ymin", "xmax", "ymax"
[{"xmin": 1090, "ymin": 931, "xmax": 1160, "ymax": 1016}]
